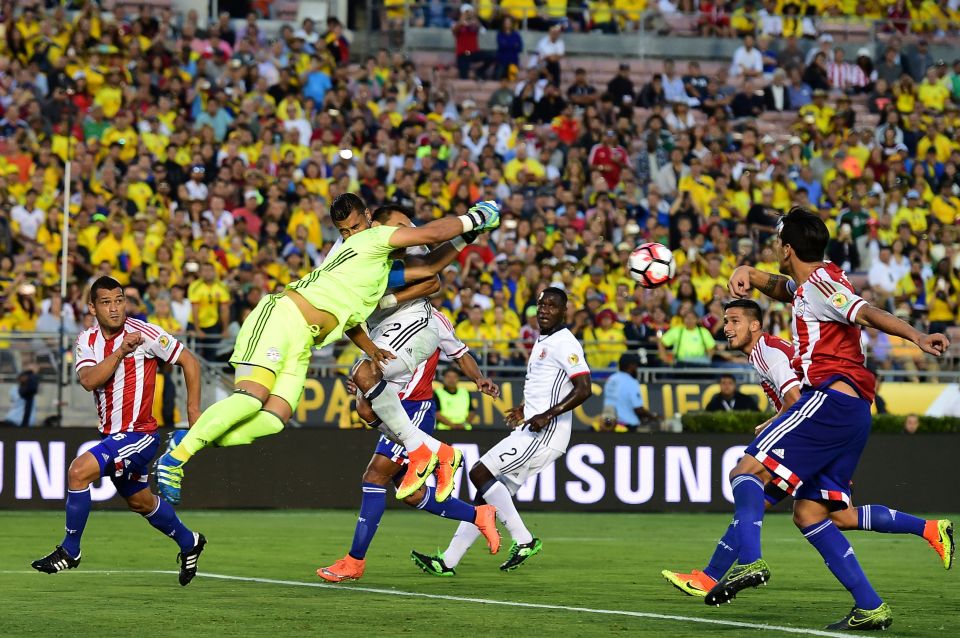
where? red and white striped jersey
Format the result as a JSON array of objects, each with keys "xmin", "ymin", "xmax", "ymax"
[
  {"xmin": 748, "ymin": 333, "xmax": 802, "ymax": 410},
  {"xmin": 789, "ymin": 262, "xmax": 876, "ymax": 402},
  {"xmin": 75, "ymin": 317, "xmax": 184, "ymax": 435},
  {"xmin": 400, "ymin": 309, "xmax": 469, "ymax": 401}
]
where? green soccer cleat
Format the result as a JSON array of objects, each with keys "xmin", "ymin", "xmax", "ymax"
[
  {"xmin": 410, "ymin": 550, "xmax": 456, "ymax": 577},
  {"xmin": 155, "ymin": 453, "xmax": 185, "ymax": 505},
  {"xmin": 499, "ymin": 538, "xmax": 543, "ymax": 572},
  {"xmin": 825, "ymin": 603, "xmax": 893, "ymax": 631},
  {"xmin": 926, "ymin": 519, "xmax": 954, "ymax": 570},
  {"xmin": 704, "ymin": 559, "xmax": 771, "ymax": 606}
]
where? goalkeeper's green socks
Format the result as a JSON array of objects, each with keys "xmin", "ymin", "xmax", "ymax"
[
  {"xmin": 213, "ymin": 411, "xmax": 285, "ymax": 447},
  {"xmin": 169, "ymin": 393, "xmax": 262, "ymax": 463}
]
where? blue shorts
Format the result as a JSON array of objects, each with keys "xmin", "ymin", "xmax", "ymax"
[
  {"xmin": 86, "ymin": 431, "xmax": 159, "ymax": 498},
  {"xmin": 374, "ymin": 400, "xmax": 436, "ymax": 465},
  {"xmin": 745, "ymin": 389, "xmax": 871, "ymax": 510}
]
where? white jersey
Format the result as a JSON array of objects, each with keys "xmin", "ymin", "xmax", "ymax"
[
  {"xmin": 748, "ymin": 333, "xmax": 801, "ymax": 411},
  {"xmin": 75, "ymin": 317, "xmax": 183, "ymax": 435},
  {"xmin": 520, "ymin": 328, "xmax": 590, "ymax": 453},
  {"xmin": 399, "ymin": 309, "xmax": 469, "ymax": 401},
  {"xmin": 322, "ymin": 236, "xmax": 431, "ymax": 327}
]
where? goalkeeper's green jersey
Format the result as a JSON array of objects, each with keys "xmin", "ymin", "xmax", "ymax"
[{"xmin": 286, "ymin": 224, "xmax": 397, "ymax": 346}]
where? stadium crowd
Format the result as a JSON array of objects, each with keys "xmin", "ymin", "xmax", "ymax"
[{"xmin": 0, "ymin": 2, "xmax": 958, "ymax": 383}]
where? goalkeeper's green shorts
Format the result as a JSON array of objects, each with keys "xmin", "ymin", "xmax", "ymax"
[{"xmin": 229, "ymin": 294, "xmax": 314, "ymax": 410}]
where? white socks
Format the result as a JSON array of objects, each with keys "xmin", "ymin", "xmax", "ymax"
[
  {"xmin": 481, "ymin": 481, "xmax": 533, "ymax": 544},
  {"xmin": 367, "ymin": 380, "xmax": 440, "ymax": 452},
  {"xmin": 443, "ymin": 481, "xmax": 533, "ymax": 567},
  {"xmin": 444, "ymin": 521, "xmax": 481, "ymax": 568}
]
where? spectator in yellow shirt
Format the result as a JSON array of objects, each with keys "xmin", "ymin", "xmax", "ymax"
[
  {"xmin": 187, "ymin": 262, "xmax": 231, "ymax": 360},
  {"xmin": 455, "ymin": 306, "xmax": 490, "ymax": 353},
  {"xmin": 486, "ymin": 307, "xmax": 520, "ymax": 360},
  {"xmin": 90, "ymin": 219, "xmax": 142, "ymax": 285},
  {"xmin": 691, "ymin": 254, "xmax": 727, "ymax": 304},
  {"xmin": 504, "ymin": 143, "xmax": 546, "ymax": 185},
  {"xmin": 931, "ymin": 180, "xmax": 960, "ymax": 225},
  {"xmin": 892, "ymin": 190, "xmax": 928, "ymax": 233},
  {"xmin": 918, "ymin": 67, "xmax": 950, "ymax": 111},
  {"xmin": 585, "ymin": 309, "xmax": 627, "ymax": 370}
]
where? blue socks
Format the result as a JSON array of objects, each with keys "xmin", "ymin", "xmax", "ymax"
[
  {"xmin": 803, "ymin": 519, "xmax": 883, "ymax": 610},
  {"xmin": 349, "ymin": 483, "xmax": 387, "ymax": 560},
  {"xmin": 730, "ymin": 474, "xmax": 766, "ymax": 564},
  {"xmin": 61, "ymin": 487, "xmax": 92, "ymax": 558},
  {"xmin": 703, "ymin": 520, "xmax": 739, "ymax": 581},
  {"xmin": 858, "ymin": 505, "xmax": 926, "ymax": 536},
  {"xmin": 144, "ymin": 498, "xmax": 196, "ymax": 552},
  {"xmin": 416, "ymin": 487, "xmax": 477, "ymax": 523}
]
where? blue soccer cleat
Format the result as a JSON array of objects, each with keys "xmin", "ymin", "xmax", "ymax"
[{"xmin": 155, "ymin": 453, "xmax": 185, "ymax": 505}]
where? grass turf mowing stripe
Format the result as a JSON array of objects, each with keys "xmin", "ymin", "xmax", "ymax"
[{"xmin": 2, "ymin": 570, "xmax": 849, "ymax": 637}]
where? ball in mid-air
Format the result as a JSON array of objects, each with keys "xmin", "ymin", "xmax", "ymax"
[{"xmin": 627, "ymin": 242, "xmax": 676, "ymax": 288}]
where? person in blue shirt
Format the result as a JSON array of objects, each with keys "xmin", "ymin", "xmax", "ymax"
[
  {"xmin": 495, "ymin": 16, "xmax": 523, "ymax": 80},
  {"xmin": 602, "ymin": 354, "xmax": 658, "ymax": 432}
]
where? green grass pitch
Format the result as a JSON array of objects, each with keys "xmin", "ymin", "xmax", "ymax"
[{"xmin": 1, "ymin": 510, "xmax": 956, "ymax": 636}]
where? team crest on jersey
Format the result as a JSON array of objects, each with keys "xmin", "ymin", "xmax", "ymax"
[
  {"xmin": 568, "ymin": 353, "xmax": 579, "ymax": 365},
  {"xmin": 830, "ymin": 291, "xmax": 851, "ymax": 311},
  {"xmin": 158, "ymin": 335, "xmax": 171, "ymax": 350},
  {"xmin": 266, "ymin": 347, "xmax": 281, "ymax": 362},
  {"xmin": 539, "ymin": 348, "xmax": 547, "ymax": 359}
]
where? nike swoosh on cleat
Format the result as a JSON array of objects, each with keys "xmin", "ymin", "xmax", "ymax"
[{"xmin": 416, "ymin": 466, "xmax": 430, "ymax": 479}]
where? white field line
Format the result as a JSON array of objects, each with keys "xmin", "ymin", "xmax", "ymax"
[{"xmin": 0, "ymin": 569, "xmax": 849, "ymax": 637}]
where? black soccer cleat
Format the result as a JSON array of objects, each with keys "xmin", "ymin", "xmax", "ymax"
[
  {"xmin": 499, "ymin": 538, "xmax": 543, "ymax": 571},
  {"xmin": 177, "ymin": 533, "xmax": 206, "ymax": 586},
  {"xmin": 410, "ymin": 549, "xmax": 456, "ymax": 577},
  {"xmin": 704, "ymin": 559, "xmax": 771, "ymax": 606},
  {"xmin": 825, "ymin": 603, "xmax": 893, "ymax": 631},
  {"xmin": 31, "ymin": 546, "xmax": 81, "ymax": 574}
]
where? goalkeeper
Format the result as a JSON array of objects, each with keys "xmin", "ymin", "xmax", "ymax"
[{"xmin": 156, "ymin": 195, "xmax": 501, "ymax": 505}]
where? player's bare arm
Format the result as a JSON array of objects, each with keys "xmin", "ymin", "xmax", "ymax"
[
  {"xmin": 345, "ymin": 325, "xmax": 396, "ymax": 368},
  {"xmin": 505, "ymin": 403, "xmax": 525, "ymax": 428},
  {"xmin": 174, "ymin": 347, "xmax": 203, "ymax": 426},
  {"xmin": 855, "ymin": 305, "xmax": 950, "ymax": 356},
  {"xmin": 525, "ymin": 374, "xmax": 593, "ymax": 432},
  {"xmin": 378, "ymin": 266, "xmax": 441, "ymax": 312},
  {"xmin": 387, "ymin": 202, "xmax": 500, "ymax": 249},
  {"xmin": 755, "ymin": 386, "xmax": 801, "ymax": 435},
  {"xmin": 729, "ymin": 265, "xmax": 794, "ymax": 303},
  {"xmin": 78, "ymin": 331, "xmax": 143, "ymax": 391},
  {"xmin": 454, "ymin": 351, "xmax": 500, "ymax": 397}
]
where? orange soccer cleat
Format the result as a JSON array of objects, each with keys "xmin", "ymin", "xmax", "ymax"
[
  {"xmin": 923, "ymin": 519, "xmax": 954, "ymax": 570},
  {"xmin": 474, "ymin": 504, "xmax": 501, "ymax": 554},
  {"xmin": 433, "ymin": 443, "xmax": 463, "ymax": 503},
  {"xmin": 317, "ymin": 554, "xmax": 366, "ymax": 583},
  {"xmin": 396, "ymin": 444, "xmax": 439, "ymax": 501},
  {"xmin": 660, "ymin": 568, "xmax": 718, "ymax": 597}
]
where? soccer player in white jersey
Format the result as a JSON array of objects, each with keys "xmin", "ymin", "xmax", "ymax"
[
  {"xmin": 411, "ymin": 287, "xmax": 593, "ymax": 575},
  {"xmin": 31, "ymin": 277, "xmax": 208, "ymax": 585},
  {"xmin": 317, "ymin": 309, "xmax": 502, "ymax": 582},
  {"xmin": 662, "ymin": 298, "xmax": 953, "ymax": 598}
]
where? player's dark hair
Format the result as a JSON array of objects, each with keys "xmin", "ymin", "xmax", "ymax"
[
  {"xmin": 89, "ymin": 276, "xmax": 123, "ymax": 303},
  {"xmin": 443, "ymin": 366, "xmax": 459, "ymax": 377},
  {"xmin": 372, "ymin": 204, "xmax": 414, "ymax": 224},
  {"xmin": 778, "ymin": 206, "xmax": 828, "ymax": 262},
  {"xmin": 719, "ymin": 373, "xmax": 736, "ymax": 383},
  {"xmin": 329, "ymin": 192, "xmax": 366, "ymax": 223},
  {"xmin": 539, "ymin": 286, "xmax": 568, "ymax": 307},
  {"xmin": 724, "ymin": 298, "xmax": 763, "ymax": 324}
]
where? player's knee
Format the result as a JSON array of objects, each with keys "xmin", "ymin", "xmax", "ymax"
[
  {"xmin": 362, "ymin": 467, "xmax": 391, "ymax": 486},
  {"xmin": 792, "ymin": 508, "xmax": 823, "ymax": 529},
  {"xmin": 67, "ymin": 458, "xmax": 96, "ymax": 489},
  {"xmin": 127, "ymin": 491, "xmax": 156, "ymax": 515},
  {"xmin": 469, "ymin": 462, "xmax": 493, "ymax": 487},
  {"xmin": 829, "ymin": 507, "xmax": 858, "ymax": 531}
]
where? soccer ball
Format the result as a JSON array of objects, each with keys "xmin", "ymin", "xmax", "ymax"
[{"xmin": 627, "ymin": 242, "xmax": 676, "ymax": 288}]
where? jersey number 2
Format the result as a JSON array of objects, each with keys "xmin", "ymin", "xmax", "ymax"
[
  {"xmin": 379, "ymin": 322, "xmax": 402, "ymax": 341},
  {"xmin": 498, "ymin": 447, "xmax": 518, "ymax": 462}
]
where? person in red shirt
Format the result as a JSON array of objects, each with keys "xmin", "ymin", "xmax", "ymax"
[
  {"xmin": 588, "ymin": 130, "xmax": 629, "ymax": 189},
  {"xmin": 452, "ymin": 5, "xmax": 492, "ymax": 80}
]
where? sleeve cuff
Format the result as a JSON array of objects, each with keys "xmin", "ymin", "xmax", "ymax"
[
  {"xmin": 75, "ymin": 359, "xmax": 96, "ymax": 371},
  {"xmin": 780, "ymin": 379, "xmax": 801, "ymax": 394},
  {"xmin": 165, "ymin": 342, "xmax": 183, "ymax": 364},
  {"xmin": 845, "ymin": 298, "xmax": 867, "ymax": 323}
]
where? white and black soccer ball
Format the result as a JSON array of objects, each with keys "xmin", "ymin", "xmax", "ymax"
[{"xmin": 627, "ymin": 242, "xmax": 676, "ymax": 288}]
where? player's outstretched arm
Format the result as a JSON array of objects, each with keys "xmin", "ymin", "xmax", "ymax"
[
  {"xmin": 174, "ymin": 347, "xmax": 203, "ymax": 426},
  {"xmin": 388, "ymin": 202, "xmax": 500, "ymax": 249},
  {"xmin": 454, "ymin": 351, "xmax": 500, "ymax": 397},
  {"xmin": 729, "ymin": 265, "xmax": 794, "ymax": 303},
  {"xmin": 78, "ymin": 331, "xmax": 143, "ymax": 391},
  {"xmin": 378, "ymin": 273, "xmax": 441, "ymax": 310},
  {"xmin": 525, "ymin": 373, "xmax": 593, "ymax": 432},
  {"xmin": 856, "ymin": 304, "xmax": 950, "ymax": 356}
]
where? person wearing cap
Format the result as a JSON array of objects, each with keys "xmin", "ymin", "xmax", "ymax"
[
  {"xmin": 798, "ymin": 86, "xmax": 835, "ymax": 134},
  {"xmin": 601, "ymin": 354, "xmax": 655, "ymax": 433},
  {"xmin": 893, "ymin": 189, "xmax": 929, "ymax": 234},
  {"xmin": 452, "ymin": 4, "xmax": 492, "ymax": 80}
]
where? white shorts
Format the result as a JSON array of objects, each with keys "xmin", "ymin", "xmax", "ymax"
[
  {"xmin": 362, "ymin": 313, "xmax": 439, "ymax": 389},
  {"xmin": 480, "ymin": 431, "xmax": 564, "ymax": 495}
]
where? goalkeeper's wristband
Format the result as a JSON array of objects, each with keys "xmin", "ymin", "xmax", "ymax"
[
  {"xmin": 378, "ymin": 294, "xmax": 398, "ymax": 310},
  {"xmin": 451, "ymin": 236, "xmax": 467, "ymax": 251},
  {"xmin": 458, "ymin": 214, "xmax": 478, "ymax": 233}
]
